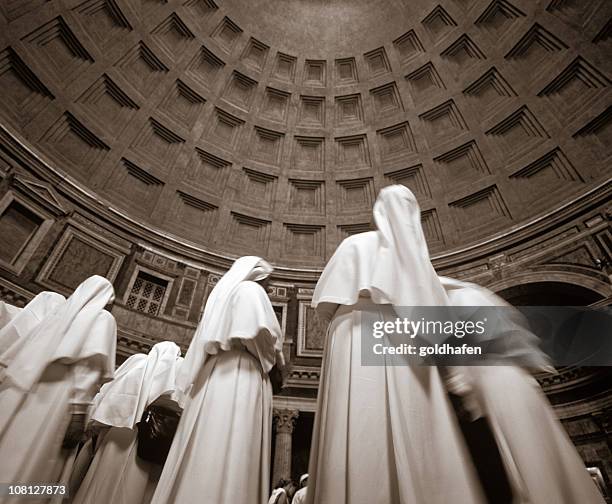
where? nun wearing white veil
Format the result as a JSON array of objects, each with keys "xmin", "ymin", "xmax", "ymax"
[
  {"xmin": 0, "ymin": 291, "xmax": 66, "ymax": 364},
  {"xmin": 151, "ymin": 256, "xmax": 284, "ymax": 504},
  {"xmin": 0, "ymin": 275, "xmax": 116, "ymax": 499},
  {"xmin": 439, "ymin": 276, "xmax": 605, "ymax": 504},
  {"xmin": 305, "ymin": 185, "xmax": 485, "ymax": 504},
  {"xmin": 73, "ymin": 341, "xmax": 183, "ymax": 504},
  {"xmin": 0, "ymin": 301, "xmax": 22, "ymax": 330}
]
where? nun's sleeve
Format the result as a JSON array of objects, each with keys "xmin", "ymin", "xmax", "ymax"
[{"xmin": 70, "ymin": 361, "xmax": 104, "ymax": 415}]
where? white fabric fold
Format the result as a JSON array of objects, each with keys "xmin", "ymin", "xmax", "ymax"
[
  {"xmin": 312, "ymin": 185, "xmax": 448, "ymax": 310},
  {"xmin": 439, "ymin": 276, "xmax": 554, "ymax": 371},
  {"xmin": 0, "ymin": 301, "xmax": 22, "ymax": 330},
  {"xmin": 91, "ymin": 341, "xmax": 183, "ymax": 429},
  {"xmin": 0, "ymin": 292, "xmax": 65, "ymax": 355},
  {"xmin": 2, "ymin": 275, "xmax": 116, "ymax": 391},
  {"xmin": 177, "ymin": 256, "xmax": 282, "ymax": 392}
]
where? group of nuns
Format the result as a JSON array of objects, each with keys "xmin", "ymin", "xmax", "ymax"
[{"xmin": 0, "ymin": 185, "xmax": 605, "ymax": 504}]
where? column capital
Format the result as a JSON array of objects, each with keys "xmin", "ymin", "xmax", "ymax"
[{"xmin": 273, "ymin": 408, "xmax": 299, "ymax": 434}]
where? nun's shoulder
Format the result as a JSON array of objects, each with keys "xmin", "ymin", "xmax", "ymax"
[
  {"xmin": 334, "ymin": 230, "xmax": 379, "ymax": 257},
  {"xmin": 96, "ymin": 309, "xmax": 117, "ymax": 328},
  {"xmin": 234, "ymin": 280, "xmax": 268, "ymax": 299}
]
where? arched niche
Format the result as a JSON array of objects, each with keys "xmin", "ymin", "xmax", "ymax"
[{"xmin": 488, "ymin": 272, "xmax": 609, "ymax": 306}]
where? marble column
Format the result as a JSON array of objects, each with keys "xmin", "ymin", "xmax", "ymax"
[{"xmin": 272, "ymin": 408, "xmax": 299, "ymax": 484}]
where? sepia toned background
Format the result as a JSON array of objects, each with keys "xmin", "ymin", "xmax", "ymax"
[{"xmin": 0, "ymin": 0, "xmax": 610, "ymax": 493}]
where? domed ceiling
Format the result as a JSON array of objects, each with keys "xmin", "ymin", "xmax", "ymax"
[{"xmin": 0, "ymin": 0, "xmax": 610, "ymax": 267}]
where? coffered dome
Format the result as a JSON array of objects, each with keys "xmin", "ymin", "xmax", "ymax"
[{"xmin": 0, "ymin": 0, "xmax": 610, "ymax": 267}]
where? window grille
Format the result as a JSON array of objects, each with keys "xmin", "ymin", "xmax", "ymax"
[{"xmin": 126, "ymin": 271, "xmax": 168, "ymax": 316}]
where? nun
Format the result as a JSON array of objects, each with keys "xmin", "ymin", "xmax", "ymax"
[
  {"xmin": 151, "ymin": 256, "xmax": 284, "ymax": 504},
  {"xmin": 72, "ymin": 341, "xmax": 183, "ymax": 504},
  {"xmin": 0, "ymin": 275, "xmax": 116, "ymax": 500},
  {"xmin": 439, "ymin": 276, "xmax": 606, "ymax": 504},
  {"xmin": 0, "ymin": 292, "xmax": 65, "ymax": 357},
  {"xmin": 0, "ymin": 301, "xmax": 22, "ymax": 330},
  {"xmin": 292, "ymin": 474, "xmax": 308, "ymax": 504},
  {"xmin": 305, "ymin": 185, "xmax": 485, "ymax": 504}
]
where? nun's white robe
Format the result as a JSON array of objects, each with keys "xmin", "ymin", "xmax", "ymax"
[
  {"xmin": 73, "ymin": 342, "xmax": 183, "ymax": 504},
  {"xmin": 306, "ymin": 290, "xmax": 485, "ymax": 503},
  {"xmin": 0, "ymin": 311, "xmax": 115, "ymax": 503},
  {"xmin": 306, "ymin": 187, "xmax": 486, "ymax": 504},
  {"xmin": 0, "ymin": 302, "xmax": 21, "ymax": 330},
  {"xmin": 0, "ymin": 276, "xmax": 116, "ymax": 504},
  {"xmin": 440, "ymin": 277, "xmax": 605, "ymax": 504},
  {"xmin": 0, "ymin": 292, "xmax": 65, "ymax": 359},
  {"xmin": 151, "ymin": 279, "xmax": 282, "ymax": 504}
]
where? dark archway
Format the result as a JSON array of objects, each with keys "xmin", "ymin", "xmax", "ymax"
[{"xmin": 497, "ymin": 281, "xmax": 604, "ymax": 306}]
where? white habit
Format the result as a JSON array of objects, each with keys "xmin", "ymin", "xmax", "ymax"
[
  {"xmin": 0, "ymin": 292, "xmax": 65, "ymax": 357},
  {"xmin": 440, "ymin": 276, "xmax": 606, "ymax": 504},
  {"xmin": 0, "ymin": 302, "xmax": 21, "ymax": 330},
  {"xmin": 0, "ymin": 276, "xmax": 116, "ymax": 503},
  {"xmin": 151, "ymin": 256, "xmax": 283, "ymax": 504},
  {"xmin": 73, "ymin": 341, "xmax": 183, "ymax": 504},
  {"xmin": 306, "ymin": 186, "xmax": 485, "ymax": 504}
]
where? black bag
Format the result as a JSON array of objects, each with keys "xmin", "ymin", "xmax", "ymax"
[{"xmin": 136, "ymin": 405, "xmax": 181, "ymax": 466}]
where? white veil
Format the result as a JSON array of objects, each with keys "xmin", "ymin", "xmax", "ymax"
[
  {"xmin": 177, "ymin": 256, "xmax": 276, "ymax": 391},
  {"xmin": 313, "ymin": 184, "xmax": 449, "ymax": 309},
  {"xmin": 0, "ymin": 291, "xmax": 66, "ymax": 355},
  {"xmin": 2, "ymin": 275, "xmax": 116, "ymax": 391},
  {"xmin": 91, "ymin": 341, "xmax": 182, "ymax": 429}
]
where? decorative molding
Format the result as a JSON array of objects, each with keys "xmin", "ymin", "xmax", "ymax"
[
  {"xmin": 241, "ymin": 37, "xmax": 269, "ymax": 72},
  {"xmin": 209, "ymin": 107, "xmax": 244, "ymax": 148},
  {"xmin": 211, "ymin": 16, "xmax": 242, "ymax": 52},
  {"xmin": 186, "ymin": 45, "xmax": 225, "ymax": 89},
  {"xmin": 0, "ymin": 47, "xmax": 54, "ymax": 125},
  {"xmin": 282, "ymin": 223, "xmax": 325, "ymax": 260},
  {"xmin": 291, "ymin": 136, "xmax": 324, "ymax": 171},
  {"xmin": 433, "ymin": 140, "xmax": 490, "ymax": 186},
  {"xmin": 22, "ymin": 16, "xmax": 94, "ymax": 82},
  {"xmin": 151, "ymin": 13, "xmax": 195, "ymax": 59},
  {"xmin": 273, "ymin": 52, "xmax": 296, "ymax": 82},
  {"xmin": 335, "ymin": 93, "xmax": 363, "ymax": 126},
  {"xmin": 336, "ymin": 177, "xmax": 375, "ymax": 213},
  {"xmin": 251, "ymin": 126, "xmax": 284, "ymax": 166},
  {"xmin": 475, "ymin": 0, "xmax": 526, "ymax": 36},
  {"xmin": 37, "ymin": 223, "xmax": 126, "ymax": 293},
  {"xmin": 370, "ymin": 82, "xmax": 403, "ymax": 118},
  {"xmin": 241, "ymin": 167, "xmax": 278, "ymax": 205},
  {"xmin": 405, "ymin": 62, "xmax": 446, "ymax": 100},
  {"xmin": 335, "ymin": 57, "xmax": 358, "ymax": 84},
  {"xmin": 158, "ymin": 79, "xmax": 206, "ymax": 129},
  {"xmin": 288, "ymin": 179, "xmax": 325, "ymax": 215},
  {"xmin": 335, "ymin": 134, "xmax": 371, "ymax": 169},
  {"xmin": 385, "ymin": 164, "xmax": 431, "ymax": 199},
  {"xmin": 419, "ymin": 99, "xmax": 467, "ymax": 145},
  {"xmin": 440, "ymin": 34, "xmax": 486, "ymax": 66},
  {"xmin": 261, "ymin": 87, "xmax": 290, "ymax": 124},
  {"xmin": 303, "ymin": 60, "xmax": 326, "ymax": 87},
  {"xmin": 538, "ymin": 56, "xmax": 611, "ymax": 96},
  {"xmin": 363, "ymin": 47, "xmax": 390, "ymax": 77},
  {"xmin": 115, "ymin": 41, "xmax": 168, "ymax": 96},
  {"xmin": 393, "ymin": 30, "xmax": 425, "ymax": 63},
  {"xmin": 505, "ymin": 23, "xmax": 568, "ymax": 60},
  {"xmin": 377, "ymin": 122, "xmax": 417, "ymax": 161},
  {"xmin": 182, "ymin": 0, "xmax": 218, "ymax": 20},
  {"xmin": 0, "ymin": 190, "xmax": 55, "ymax": 275},
  {"xmin": 422, "ymin": 5, "xmax": 457, "ymax": 42},
  {"xmin": 223, "ymin": 70, "xmax": 257, "ymax": 111},
  {"xmin": 297, "ymin": 300, "xmax": 326, "ymax": 357},
  {"xmin": 297, "ymin": 95, "xmax": 325, "ymax": 127}
]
